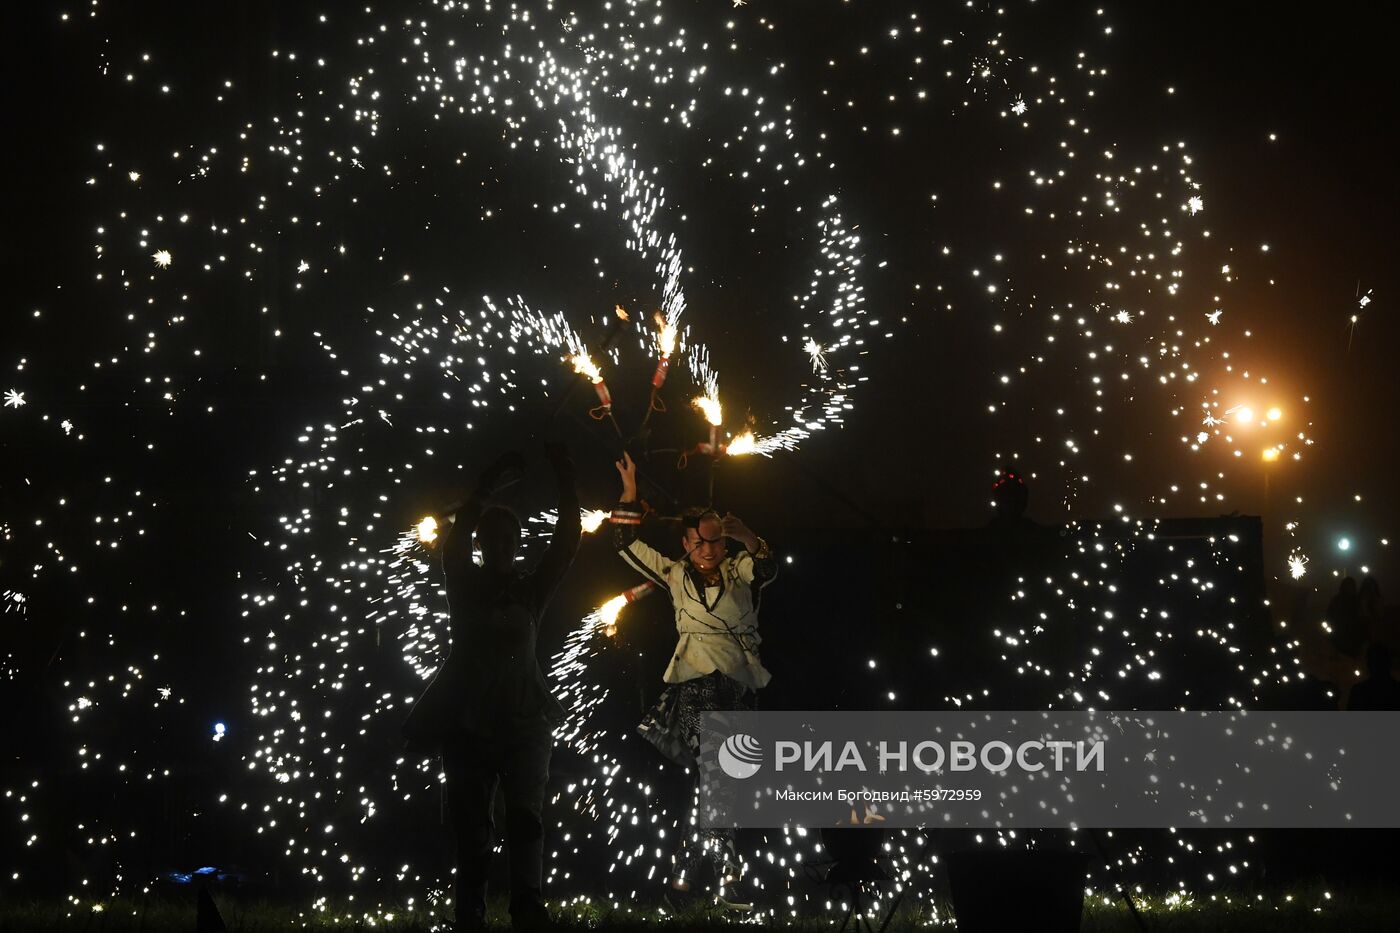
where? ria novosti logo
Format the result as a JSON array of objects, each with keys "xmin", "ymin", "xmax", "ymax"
[{"xmin": 717, "ymin": 733, "xmax": 764, "ymax": 779}]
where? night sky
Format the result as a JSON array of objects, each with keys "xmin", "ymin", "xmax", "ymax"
[
  {"xmin": 2, "ymin": 0, "xmax": 1398, "ymax": 915},
  {"xmin": 6, "ymin": 2, "xmax": 1396, "ymax": 567}
]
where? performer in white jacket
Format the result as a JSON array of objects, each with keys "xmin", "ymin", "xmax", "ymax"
[{"xmin": 609, "ymin": 452, "xmax": 777, "ymax": 911}]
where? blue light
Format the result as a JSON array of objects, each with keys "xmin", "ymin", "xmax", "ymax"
[{"xmin": 1338, "ymin": 537, "xmax": 1352, "ymax": 552}]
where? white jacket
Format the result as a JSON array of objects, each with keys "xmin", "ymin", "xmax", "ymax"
[{"xmin": 616, "ymin": 534, "xmax": 777, "ymax": 690}]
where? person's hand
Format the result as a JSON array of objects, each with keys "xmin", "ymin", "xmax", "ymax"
[
  {"xmin": 615, "ymin": 450, "xmax": 638, "ymax": 502},
  {"xmin": 721, "ymin": 513, "xmax": 758, "ymax": 551},
  {"xmin": 543, "ymin": 442, "xmax": 573, "ymax": 479},
  {"xmin": 481, "ymin": 450, "xmax": 526, "ymax": 491}
]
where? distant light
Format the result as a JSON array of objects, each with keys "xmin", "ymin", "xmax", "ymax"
[
  {"xmin": 213, "ymin": 722, "xmax": 227, "ymax": 741},
  {"xmin": 1262, "ymin": 448, "xmax": 1280, "ymax": 463},
  {"xmin": 1235, "ymin": 407, "xmax": 1254, "ymax": 424},
  {"xmin": 1266, "ymin": 407, "xmax": 1282, "ymax": 422},
  {"xmin": 1337, "ymin": 538, "xmax": 1352, "ymax": 552}
]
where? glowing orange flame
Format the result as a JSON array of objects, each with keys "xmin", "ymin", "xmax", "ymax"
[
  {"xmin": 571, "ymin": 352, "xmax": 603, "ymax": 384},
  {"xmin": 726, "ymin": 431, "xmax": 757, "ymax": 456},
  {"xmin": 692, "ymin": 394, "xmax": 722, "ymax": 426},
  {"xmin": 656, "ymin": 313, "xmax": 677, "ymax": 357},
  {"xmin": 597, "ymin": 594, "xmax": 628, "ymax": 636}
]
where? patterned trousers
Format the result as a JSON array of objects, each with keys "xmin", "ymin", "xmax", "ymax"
[{"xmin": 638, "ymin": 671, "xmax": 756, "ymax": 888}]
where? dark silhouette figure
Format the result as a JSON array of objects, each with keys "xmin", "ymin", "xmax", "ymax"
[
  {"xmin": 1346, "ymin": 643, "xmax": 1400, "ymax": 711},
  {"xmin": 1358, "ymin": 576, "xmax": 1384, "ymax": 642},
  {"xmin": 1327, "ymin": 577, "xmax": 1364, "ymax": 659},
  {"xmin": 403, "ymin": 445, "xmax": 580, "ymax": 931},
  {"xmin": 988, "ymin": 469, "xmax": 1031, "ymax": 528}
]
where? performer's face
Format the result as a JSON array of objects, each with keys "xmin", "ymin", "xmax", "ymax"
[
  {"xmin": 683, "ymin": 515, "xmax": 726, "ymax": 572},
  {"xmin": 477, "ymin": 511, "xmax": 520, "ymax": 570}
]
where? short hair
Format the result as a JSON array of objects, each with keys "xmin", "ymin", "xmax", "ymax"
[
  {"xmin": 679, "ymin": 506, "xmax": 722, "ymax": 541},
  {"xmin": 680, "ymin": 505, "xmax": 719, "ymax": 524},
  {"xmin": 476, "ymin": 505, "xmax": 521, "ymax": 537}
]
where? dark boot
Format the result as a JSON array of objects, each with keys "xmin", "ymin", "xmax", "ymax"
[{"xmin": 508, "ymin": 891, "xmax": 553, "ymax": 932}]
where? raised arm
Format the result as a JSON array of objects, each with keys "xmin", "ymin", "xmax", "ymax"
[
  {"xmin": 441, "ymin": 450, "xmax": 525, "ymax": 573},
  {"xmin": 611, "ymin": 451, "xmax": 675, "ymax": 586},
  {"xmin": 529, "ymin": 443, "xmax": 582, "ymax": 610},
  {"xmin": 723, "ymin": 513, "xmax": 777, "ymax": 587}
]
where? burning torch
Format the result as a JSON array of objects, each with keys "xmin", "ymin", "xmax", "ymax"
[{"xmin": 597, "ymin": 581, "xmax": 657, "ymax": 637}]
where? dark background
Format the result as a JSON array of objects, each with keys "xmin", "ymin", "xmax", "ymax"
[{"xmin": 2, "ymin": 0, "xmax": 1397, "ymax": 904}]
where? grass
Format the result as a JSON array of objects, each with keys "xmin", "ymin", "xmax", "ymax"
[{"xmin": 0, "ymin": 881, "xmax": 1388, "ymax": 933}]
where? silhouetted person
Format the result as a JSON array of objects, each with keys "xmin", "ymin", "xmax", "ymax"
[
  {"xmin": 1327, "ymin": 577, "xmax": 1364, "ymax": 659},
  {"xmin": 403, "ymin": 445, "xmax": 580, "ymax": 931},
  {"xmin": 1358, "ymin": 576, "xmax": 1384, "ymax": 642},
  {"xmin": 1346, "ymin": 643, "xmax": 1400, "ymax": 711},
  {"xmin": 987, "ymin": 469, "xmax": 1031, "ymax": 528}
]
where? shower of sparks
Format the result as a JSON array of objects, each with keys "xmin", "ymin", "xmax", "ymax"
[
  {"xmin": 692, "ymin": 393, "xmax": 723, "ymax": 427},
  {"xmin": 580, "ymin": 509, "xmax": 611, "ymax": 534},
  {"xmin": 570, "ymin": 351, "xmax": 604, "ymax": 384},
  {"xmin": 0, "ymin": 0, "xmax": 1353, "ymax": 924},
  {"xmin": 1288, "ymin": 553, "xmax": 1309, "ymax": 580},
  {"xmin": 726, "ymin": 430, "xmax": 758, "ymax": 456},
  {"xmin": 656, "ymin": 315, "xmax": 678, "ymax": 358}
]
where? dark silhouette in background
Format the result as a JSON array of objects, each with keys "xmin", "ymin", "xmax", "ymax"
[
  {"xmin": 1327, "ymin": 577, "xmax": 1364, "ymax": 659},
  {"xmin": 1346, "ymin": 643, "xmax": 1400, "ymax": 711}
]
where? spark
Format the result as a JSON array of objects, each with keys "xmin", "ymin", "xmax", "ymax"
[
  {"xmin": 152, "ymin": 249, "xmax": 172, "ymax": 268},
  {"xmin": 656, "ymin": 315, "xmax": 678, "ymax": 358},
  {"xmin": 597, "ymin": 594, "xmax": 628, "ymax": 634},
  {"xmin": 570, "ymin": 352, "xmax": 603, "ymax": 384},
  {"xmin": 3, "ymin": 390, "xmax": 25, "ymax": 409},
  {"xmin": 693, "ymin": 393, "xmax": 723, "ymax": 426},
  {"xmin": 726, "ymin": 431, "xmax": 758, "ymax": 456}
]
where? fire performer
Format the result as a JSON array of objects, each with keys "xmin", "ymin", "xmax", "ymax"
[
  {"xmin": 403, "ymin": 444, "xmax": 581, "ymax": 932},
  {"xmin": 609, "ymin": 451, "xmax": 777, "ymax": 912}
]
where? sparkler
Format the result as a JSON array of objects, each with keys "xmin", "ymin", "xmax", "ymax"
[{"xmin": 596, "ymin": 582, "xmax": 658, "ymax": 637}]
